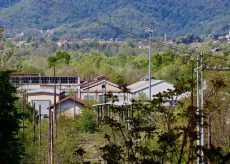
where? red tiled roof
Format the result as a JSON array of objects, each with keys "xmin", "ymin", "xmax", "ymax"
[{"xmin": 49, "ymin": 96, "xmax": 85, "ymax": 109}]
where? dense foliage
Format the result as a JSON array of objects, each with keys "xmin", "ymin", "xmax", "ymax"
[
  {"xmin": 0, "ymin": 29, "xmax": 229, "ymax": 162},
  {"xmin": 0, "ymin": 0, "xmax": 229, "ymax": 38},
  {"xmin": 0, "ymin": 0, "xmax": 20, "ymax": 8},
  {"xmin": 0, "ymin": 71, "xmax": 23, "ymax": 163}
]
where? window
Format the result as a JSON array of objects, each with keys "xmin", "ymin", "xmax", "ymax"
[
  {"xmin": 50, "ymin": 77, "xmax": 59, "ymax": 83},
  {"xmin": 60, "ymin": 77, "xmax": 68, "ymax": 83},
  {"xmin": 69, "ymin": 77, "xmax": 77, "ymax": 83},
  {"xmin": 99, "ymin": 95, "xmax": 105, "ymax": 103},
  {"xmin": 11, "ymin": 77, "xmax": 20, "ymax": 84},
  {"xmin": 41, "ymin": 77, "xmax": 49, "ymax": 83},
  {"xmin": 22, "ymin": 77, "xmax": 30, "ymax": 84},
  {"xmin": 31, "ymin": 77, "xmax": 39, "ymax": 83},
  {"xmin": 84, "ymin": 95, "xmax": 94, "ymax": 100}
]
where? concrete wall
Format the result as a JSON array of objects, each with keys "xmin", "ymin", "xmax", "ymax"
[
  {"xmin": 129, "ymin": 81, "xmax": 174, "ymax": 100},
  {"xmin": 28, "ymin": 94, "xmax": 60, "ymax": 104},
  {"xmin": 58, "ymin": 100, "xmax": 83, "ymax": 117}
]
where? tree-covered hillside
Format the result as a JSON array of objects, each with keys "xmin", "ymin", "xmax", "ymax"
[
  {"xmin": 0, "ymin": 0, "xmax": 20, "ymax": 8},
  {"xmin": 0, "ymin": 0, "xmax": 230, "ymax": 39}
]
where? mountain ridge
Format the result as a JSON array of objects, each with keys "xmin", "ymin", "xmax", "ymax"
[{"xmin": 0, "ymin": 0, "xmax": 229, "ymax": 39}]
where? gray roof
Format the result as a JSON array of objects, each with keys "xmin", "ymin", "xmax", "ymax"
[
  {"xmin": 128, "ymin": 80, "xmax": 173, "ymax": 93},
  {"xmin": 27, "ymin": 89, "xmax": 63, "ymax": 94},
  {"xmin": 92, "ymin": 101, "xmax": 132, "ymax": 107}
]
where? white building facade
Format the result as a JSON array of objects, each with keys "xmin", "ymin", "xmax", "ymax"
[{"xmin": 127, "ymin": 80, "xmax": 174, "ymax": 100}]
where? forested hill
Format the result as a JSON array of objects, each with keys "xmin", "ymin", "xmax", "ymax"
[{"xmin": 0, "ymin": 0, "xmax": 230, "ymax": 39}]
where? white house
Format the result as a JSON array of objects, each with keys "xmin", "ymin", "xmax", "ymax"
[
  {"xmin": 80, "ymin": 76, "xmax": 124, "ymax": 102},
  {"xmin": 49, "ymin": 96, "xmax": 85, "ymax": 117},
  {"xmin": 27, "ymin": 89, "xmax": 64, "ymax": 117},
  {"xmin": 127, "ymin": 79, "xmax": 174, "ymax": 100}
]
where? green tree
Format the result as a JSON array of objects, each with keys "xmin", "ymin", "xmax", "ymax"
[
  {"xmin": 78, "ymin": 108, "xmax": 97, "ymax": 133},
  {"xmin": 48, "ymin": 51, "xmax": 71, "ymax": 68},
  {"xmin": 0, "ymin": 27, "xmax": 3, "ymax": 40},
  {"xmin": 0, "ymin": 71, "xmax": 23, "ymax": 163},
  {"xmin": 0, "ymin": 49, "xmax": 22, "ymax": 70},
  {"xmin": 98, "ymin": 83, "xmax": 193, "ymax": 163}
]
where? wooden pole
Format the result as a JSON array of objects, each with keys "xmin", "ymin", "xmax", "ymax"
[
  {"xmin": 39, "ymin": 105, "xmax": 42, "ymax": 164},
  {"xmin": 189, "ymin": 62, "xmax": 194, "ymax": 164},
  {"xmin": 33, "ymin": 103, "xmax": 36, "ymax": 145},
  {"xmin": 48, "ymin": 104, "xmax": 54, "ymax": 164},
  {"xmin": 208, "ymin": 115, "xmax": 211, "ymax": 164},
  {"xmin": 53, "ymin": 65, "xmax": 57, "ymax": 138}
]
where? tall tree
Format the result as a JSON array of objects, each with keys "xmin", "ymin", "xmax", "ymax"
[
  {"xmin": 0, "ymin": 27, "xmax": 3, "ymax": 39},
  {"xmin": 47, "ymin": 51, "xmax": 71, "ymax": 139},
  {"xmin": 48, "ymin": 51, "xmax": 70, "ymax": 68},
  {"xmin": 0, "ymin": 71, "xmax": 23, "ymax": 163}
]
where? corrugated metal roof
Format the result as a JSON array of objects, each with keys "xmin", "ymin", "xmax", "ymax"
[
  {"xmin": 92, "ymin": 101, "xmax": 132, "ymax": 107},
  {"xmin": 81, "ymin": 79, "xmax": 120, "ymax": 90},
  {"xmin": 128, "ymin": 80, "xmax": 168, "ymax": 93},
  {"xmin": 49, "ymin": 96, "xmax": 84, "ymax": 109},
  {"xmin": 27, "ymin": 89, "xmax": 63, "ymax": 94}
]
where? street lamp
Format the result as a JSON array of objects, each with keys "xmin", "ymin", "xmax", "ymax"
[{"xmin": 145, "ymin": 28, "xmax": 155, "ymax": 100}]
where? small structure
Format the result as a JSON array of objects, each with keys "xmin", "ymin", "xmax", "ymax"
[
  {"xmin": 127, "ymin": 79, "xmax": 174, "ymax": 100},
  {"xmin": 92, "ymin": 101, "xmax": 133, "ymax": 128},
  {"xmin": 49, "ymin": 96, "xmax": 85, "ymax": 117},
  {"xmin": 80, "ymin": 76, "xmax": 124, "ymax": 102},
  {"xmin": 27, "ymin": 89, "xmax": 64, "ymax": 117}
]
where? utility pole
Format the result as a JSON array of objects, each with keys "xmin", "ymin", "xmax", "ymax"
[
  {"xmin": 32, "ymin": 103, "xmax": 36, "ymax": 164},
  {"xmin": 74, "ymin": 91, "xmax": 76, "ymax": 116},
  {"xmin": 59, "ymin": 82, "xmax": 61, "ymax": 116},
  {"xmin": 53, "ymin": 65, "xmax": 57, "ymax": 138},
  {"xmin": 21, "ymin": 92, "xmax": 26, "ymax": 164},
  {"xmin": 48, "ymin": 103, "xmax": 54, "ymax": 164},
  {"xmin": 196, "ymin": 52, "xmax": 200, "ymax": 164},
  {"xmin": 39, "ymin": 105, "xmax": 42, "ymax": 164},
  {"xmin": 39, "ymin": 105, "xmax": 41, "ymax": 147},
  {"xmin": 207, "ymin": 115, "xmax": 211, "ymax": 164},
  {"xmin": 33, "ymin": 103, "xmax": 36, "ymax": 146},
  {"xmin": 22, "ymin": 92, "xmax": 26, "ymax": 135},
  {"xmin": 189, "ymin": 61, "xmax": 194, "ymax": 164},
  {"xmin": 200, "ymin": 52, "xmax": 205, "ymax": 163},
  {"xmin": 145, "ymin": 28, "xmax": 155, "ymax": 100},
  {"xmin": 148, "ymin": 35, "xmax": 152, "ymax": 100}
]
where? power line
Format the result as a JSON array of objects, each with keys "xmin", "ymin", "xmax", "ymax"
[
  {"xmin": 38, "ymin": 0, "xmax": 192, "ymax": 55},
  {"xmin": 38, "ymin": 0, "xmax": 230, "ymax": 66},
  {"xmin": 206, "ymin": 55, "xmax": 230, "ymax": 62}
]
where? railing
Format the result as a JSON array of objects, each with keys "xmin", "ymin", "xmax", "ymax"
[{"xmin": 10, "ymin": 76, "xmax": 79, "ymax": 85}]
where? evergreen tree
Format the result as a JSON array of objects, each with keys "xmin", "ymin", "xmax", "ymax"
[{"xmin": 0, "ymin": 71, "xmax": 23, "ymax": 163}]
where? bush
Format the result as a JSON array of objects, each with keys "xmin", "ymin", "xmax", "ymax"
[{"xmin": 78, "ymin": 108, "xmax": 97, "ymax": 133}]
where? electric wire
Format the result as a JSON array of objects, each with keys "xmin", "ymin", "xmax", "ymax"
[
  {"xmin": 38, "ymin": 0, "xmax": 192, "ymax": 55},
  {"xmin": 38, "ymin": 0, "xmax": 230, "ymax": 66}
]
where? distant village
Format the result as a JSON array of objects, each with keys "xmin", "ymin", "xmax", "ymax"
[
  {"xmin": 11, "ymin": 73, "xmax": 175, "ymax": 118},
  {"xmin": 1, "ymin": 28, "xmax": 230, "ymax": 52}
]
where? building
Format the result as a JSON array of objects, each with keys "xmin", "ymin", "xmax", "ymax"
[
  {"xmin": 10, "ymin": 73, "xmax": 81, "ymax": 96},
  {"xmin": 10, "ymin": 73, "xmax": 81, "ymax": 117},
  {"xmin": 49, "ymin": 96, "xmax": 85, "ymax": 117},
  {"xmin": 27, "ymin": 89, "xmax": 64, "ymax": 117},
  {"xmin": 80, "ymin": 76, "xmax": 124, "ymax": 102},
  {"xmin": 127, "ymin": 79, "xmax": 174, "ymax": 100}
]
